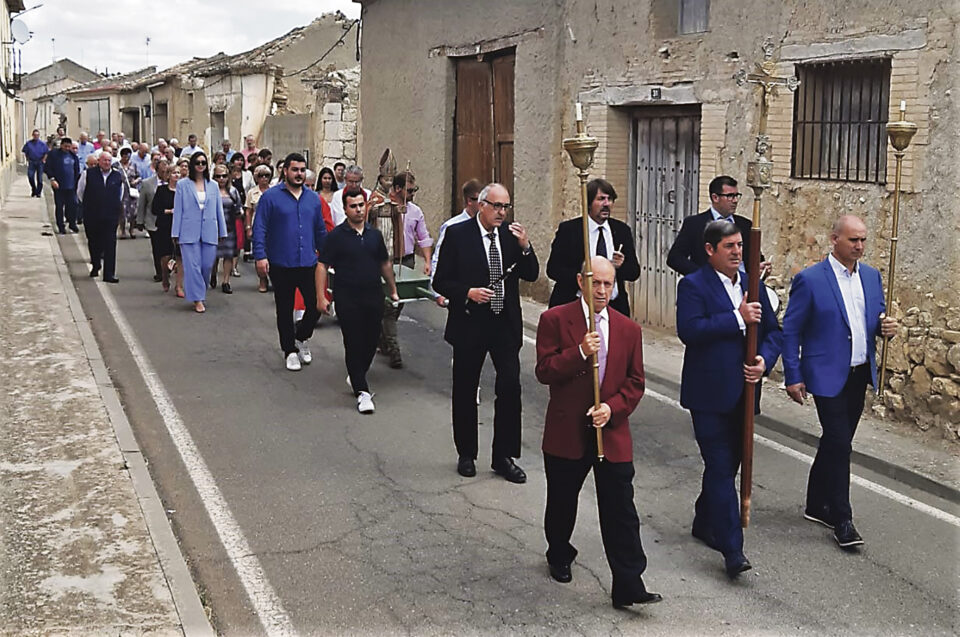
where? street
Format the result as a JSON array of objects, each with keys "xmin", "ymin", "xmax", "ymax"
[{"xmin": 60, "ymin": 231, "xmax": 958, "ymax": 637}]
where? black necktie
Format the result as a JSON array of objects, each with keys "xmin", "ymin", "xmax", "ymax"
[
  {"xmin": 596, "ymin": 225, "xmax": 607, "ymax": 258},
  {"xmin": 487, "ymin": 232, "xmax": 504, "ymax": 314}
]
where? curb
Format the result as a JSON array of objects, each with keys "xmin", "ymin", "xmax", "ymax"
[
  {"xmin": 522, "ymin": 315, "xmax": 960, "ymax": 507},
  {"xmin": 45, "ymin": 200, "xmax": 215, "ymax": 637}
]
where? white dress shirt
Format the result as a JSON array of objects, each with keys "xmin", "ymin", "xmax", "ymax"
[
  {"xmin": 586, "ymin": 217, "xmax": 619, "ymax": 301},
  {"xmin": 430, "ymin": 209, "xmax": 471, "ymax": 282},
  {"xmin": 828, "ymin": 253, "xmax": 868, "ymax": 366},
  {"xmin": 715, "ymin": 269, "xmax": 746, "ymax": 334},
  {"xmin": 478, "ymin": 216, "xmax": 503, "ymax": 272}
]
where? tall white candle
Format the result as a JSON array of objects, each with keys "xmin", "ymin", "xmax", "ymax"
[
  {"xmin": 575, "ymin": 102, "xmax": 583, "ymax": 122},
  {"xmin": 900, "ymin": 100, "xmax": 906, "ymax": 112}
]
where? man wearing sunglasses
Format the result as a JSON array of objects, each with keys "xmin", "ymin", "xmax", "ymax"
[
  {"xmin": 667, "ymin": 175, "xmax": 760, "ymax": 276},
  {"xmin": 375, "ymin": 171, "xmax": 435, "ymax": 369},
  {"xmin": 433, "ymin": 183, "xmax": 539, "ymax": 484}
]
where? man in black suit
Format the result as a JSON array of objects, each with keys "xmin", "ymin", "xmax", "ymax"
[
  {"xmin": 433, "ymin": 183, "xmax": 539, "ymax": 484},
  {"xmin": 667, "ymin": 175, "xmax": 763, "ymax": 276},
  {"xmin": 546, "ymin": 179, "xmax": 640, "ymax": 316},
  {"xmin": 78, "ymin": 151, "xmax": 125, "ymax": 283}
]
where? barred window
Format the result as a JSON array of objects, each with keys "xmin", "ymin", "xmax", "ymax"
[{"xmin": 791, "ymin": 58, "xmax": 891, "ymax": 183}]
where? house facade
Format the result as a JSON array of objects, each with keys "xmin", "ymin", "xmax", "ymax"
[
  {"xmin": 0, "ymin": 0, "xmax": 26, "ymax": 202},
  {"xmin": 354, "ymin": 0, "xmax": 958, "ymax": 438},
  {"xmin": 16, "ymin": 58, "xmax": 100, "ymax": 147}
]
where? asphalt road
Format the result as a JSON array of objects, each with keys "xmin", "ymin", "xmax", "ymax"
[{"xmin": 61, "ymin": 232, "xmax": 958, "ymax": 636}]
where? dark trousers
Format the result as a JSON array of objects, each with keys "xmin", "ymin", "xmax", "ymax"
[
  {"xmin": 28, "ymin": 161, "xmax": 44, "ymax": 196},
  {"xmin": 690, "ymin": 406, "xmax": 744, "ymax": 557},
  {"xmin": 86, "ymin": 219, "xmax": 118, "ymax": 278},
  {"xmin": 53, "ymin": 189, "xmax": 78, "ymax": 231},
  {"xmin": 544, "ymin": 452, "xmax": 648, "ymax": 598},
  {"xmin": 808, "ymin": 364, "xmax": 870, "ymax": 523},
  {"xmin": 148, "ymin": 231, "xmax": 164, "ymax": 278},
  {"xmin": 451, "ymin": 316, "xmax": 522, "ymax": 460},
  {"xmin": 269, "ymin": 265, "xmax": 320, "ymax": 355},
  {"xmin": 335, "ymin": 290, "xmax": 385, "ymax": 395}
]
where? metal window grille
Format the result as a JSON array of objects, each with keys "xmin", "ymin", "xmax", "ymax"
[{"xmin": 791, "ymin": 58, "xmax": 891, "ymax": 183}]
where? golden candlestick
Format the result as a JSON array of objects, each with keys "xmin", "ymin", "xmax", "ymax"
[
  {"xmin": 562, "ymin": 103, "xmax": 604, "ymax": 460},
  {"xmin": 879, "ymin": 104, "xmax": 917, "ymax": 399}
]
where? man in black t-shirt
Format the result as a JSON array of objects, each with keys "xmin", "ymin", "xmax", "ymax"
[{"xmin": 317, "ymin": 188, "xmax": 400, "ymax": 414}]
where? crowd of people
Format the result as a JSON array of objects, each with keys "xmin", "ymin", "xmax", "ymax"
[{"xmin": 24, "ymin": 129, "xmax": 900, "ymax": 609}]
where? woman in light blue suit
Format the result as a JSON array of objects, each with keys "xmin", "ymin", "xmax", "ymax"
[{"xmin": 172, "ymin": 152, "xmax": 227, "ymax": 313}]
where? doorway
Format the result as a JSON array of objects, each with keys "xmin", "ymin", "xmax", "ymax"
[
  {"xmin": 633, "ymin": 106, "xmax": 701, "ymax": 328},
  {"xmin": 452, "ymin": 49, "xmax": 514, "ymax": 217}
]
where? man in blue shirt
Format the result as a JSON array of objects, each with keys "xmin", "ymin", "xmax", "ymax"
[
  {"xmin": 76, "ymin": 132, "xmax": 96, "ymax": 164},
  {"xmin": 44, "ymin": 137, "xmax": 81, "ymax": 234},
  {"xmin": 130, "ymin": 143, "xmax": 154, "ymax": 180},
  {"xmin": 253, "ymin": 152, "xmax": 329, "ymax": 372},
  {"xmin": 21, "ymin": 129, "xmax": 48, "ymax": 198}
]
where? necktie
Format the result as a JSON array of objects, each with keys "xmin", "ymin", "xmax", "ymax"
[
  {"xmin": 487, "ymin": 232, "xmax": 504, "ymax": 314},
  {"xmin": 596, "ymin": 225, "xmax": 608, "ymax": 258},
  {"xmin": 595, "ymin": 313, "xmax": 607, "ymax": 385}
]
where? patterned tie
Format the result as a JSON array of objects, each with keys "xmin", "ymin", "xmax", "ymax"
[
  {"xmin": 595, "ymin": 313, "xmax": 607, "ymax": 385},
  {"xmin": 596, "ymin": 225, "xmax": 608, "ymax": 258},
  {"xmin": 487, "ymin": 232, "xmax": 504, "ymax": 314}
]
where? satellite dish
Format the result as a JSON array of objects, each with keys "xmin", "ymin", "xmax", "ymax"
[{"xmin": 11, "ymin": 19, "xmax": 31, "ymax": 44}]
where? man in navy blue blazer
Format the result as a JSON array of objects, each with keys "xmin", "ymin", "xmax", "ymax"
[
  {"xmin": 782, "ymin": 215, "xmax": 897, "ymax": 550},
  {"xmin": 677, "ymin": 220, "xmax": 782, "ymax": 579}
]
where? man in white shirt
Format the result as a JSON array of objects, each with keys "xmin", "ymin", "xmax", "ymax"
[
  {"xmin": 431, "ymin": 178, "xmax": 483, "ymax": 284},
  {"xmin": 782, "ymin": 215, "xmax": 897, "ymax": 550},
  {"xmin": 179, "ymin": 133, "xmax": 203, "ymax": 158},
  {"xmin": 330, "ymin": 165, "xmax": 371, "ymax": 225}
]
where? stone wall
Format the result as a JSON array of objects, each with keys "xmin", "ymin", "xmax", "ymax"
[{"xmin": 310, "ymin": 66, "xmax": 359, "ymax": 172}]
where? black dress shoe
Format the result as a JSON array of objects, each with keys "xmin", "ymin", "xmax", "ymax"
[
  {"xmin": 457, "ymin": 457, "xmax": 476, "ymax": 477},
  {"xmin": 612, "ymin": 580, "xmax": 663, "ymax": 608},
  {"xmin": 103, "ymin": 277, "xmax": 120, "ymax": 283},
  {"xmin": 153, "ymin": 274, "xmax": 163, "ymax": 282},
  {"xmin": 491, "ymin": 457, "xmax": 526, "ymax": 484},
  {"xmin": 834, "ymin": 520, "xmax": 864, "ymax": 549},
  {"xmin": 222, "ymin": 282, "xmax": 233, "ymax": 294},
  {"xmin": 724, "ymin": 553, "xmax": 752, "ymax": 579},
  {"xmin": 548, "ymin": 562, "xmax": 572, "ymax": 583},
  {"xmin": 89, "ymin": 269, "xmax": 100, "ymax": 278},
  {"xmin": 69, "ymin": 224, "xmax": 79, "ymax": 233}
]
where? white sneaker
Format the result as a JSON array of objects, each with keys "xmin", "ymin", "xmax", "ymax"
[
  {"xmin": 296, "ymin": 339, "xmax": 312, "ymax": 364},
  {"xmin": 231, "ymin": 266, "xmax": 240, "ymax": 277},
  {"xmin": 285, "ymin": 352, "xmax": 302, "ymax": 371},
  {"xmin": 357, "ymin": 391, "xmax": 375, "ymax": 414}
]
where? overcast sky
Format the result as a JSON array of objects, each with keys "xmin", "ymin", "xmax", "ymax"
[{"xmin": 15, "ymin": 1, "xmax": 361, "ymax": 75}]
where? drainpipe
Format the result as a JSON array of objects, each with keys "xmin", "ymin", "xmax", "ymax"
[
  {"xmin": 14, "ymin": 97, "xmax": 26, "ymax": 164},
  {"xmin": 146, "ymin": 80, "xmax": 164, "ymax": 142}
]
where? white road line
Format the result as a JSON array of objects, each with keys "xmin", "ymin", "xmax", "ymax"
[
  {"xmin": 72, "ymin": 236, "xmax": 296, "ymax": 636},
  {"xmin": 643, "ymin": 388, "xmax": 960, "ymax": 528}
]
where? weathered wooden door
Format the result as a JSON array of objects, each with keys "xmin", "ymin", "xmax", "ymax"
[
  {"xmin": 453, "ymin": 50, "xmax": 514, "ymax": 216},
  {"xmin": 634, "ymin": 108, "xmax": 701, "ymax": 328}
]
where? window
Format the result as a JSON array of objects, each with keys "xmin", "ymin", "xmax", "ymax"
[
  {"xmin": 678, "ymin": 0, "xmax": 709, "ymax": 34},
  {"xmin": 87, "ymin": 99, "xmax": 110, "ymax": 135},
  {"xmin": 791, "ymin": 58, "xmax": 890, "ymax": 183}
]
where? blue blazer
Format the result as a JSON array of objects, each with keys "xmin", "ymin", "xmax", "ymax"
[
  {"xmin": 782, "ymin": 258, "xmax": 885, "ymax": 398},
  {"xmin": 677, "ymin": 264, "xmax": 782, "ymax": 413},
  {"xmin": 172, "ymin": 178, "xmax": 227, "ymax": 245},
  {"xmin": 43, "ymin": 148, "xmax": 81, "ymax": 188}
]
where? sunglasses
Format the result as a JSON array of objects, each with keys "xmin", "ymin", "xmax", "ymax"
[
  {"xmin": 194, "ymin": 160, "xmax": 207, "ymax": 166},
  {"xmin": 214, "ymin": 174, "xmax": 229, "ymax": 179}
]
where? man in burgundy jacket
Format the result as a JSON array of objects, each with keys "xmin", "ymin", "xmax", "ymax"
[{"xmin": 535, "ymin": 256, "xmax": 662, "ymax": 609}]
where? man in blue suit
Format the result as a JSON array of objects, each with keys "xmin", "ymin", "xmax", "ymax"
[
  {"xmin": 782, "ymin": 215, "xmax": 897, "ymax": 550},
  {"xmin": 677, "ymin": 220, "xmax": 782, "ymax": 579}
]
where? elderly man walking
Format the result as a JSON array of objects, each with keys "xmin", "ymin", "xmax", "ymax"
[
  {"xmin": 79, "ymin": 152, "xmax": 125, "ymax": 282},
  {"xmin": 22, "ymin": 129, "xmax": 48, "ymax": 198}
]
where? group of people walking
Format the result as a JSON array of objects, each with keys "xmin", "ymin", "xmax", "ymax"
[{"xmin": 33, "ymin": 129, "xmax": 899, "ymax": 609}]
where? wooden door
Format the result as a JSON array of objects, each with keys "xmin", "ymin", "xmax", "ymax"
[
  {"xmin": 453, "ymin": 50, "xmax": 515, "ymax": 216},
  {"xmin": 634, "ymin": 109, "xmax": 701, "ymax": 328}
]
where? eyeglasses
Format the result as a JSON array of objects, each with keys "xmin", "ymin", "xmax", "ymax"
[
  {"xmin": 716, "ymin": 192, "xmax": 742, "ymax": 200},
  {"xmin": 482, "ymin": 199, "xmax": 513, "ymax": 212},
  {"xmin": 194, "ymin": 161, "xmax": 207, "ymax": 166},
  {"xmin": 214, "ymin": 174, "xmax": 229, "ymax": 179}
]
